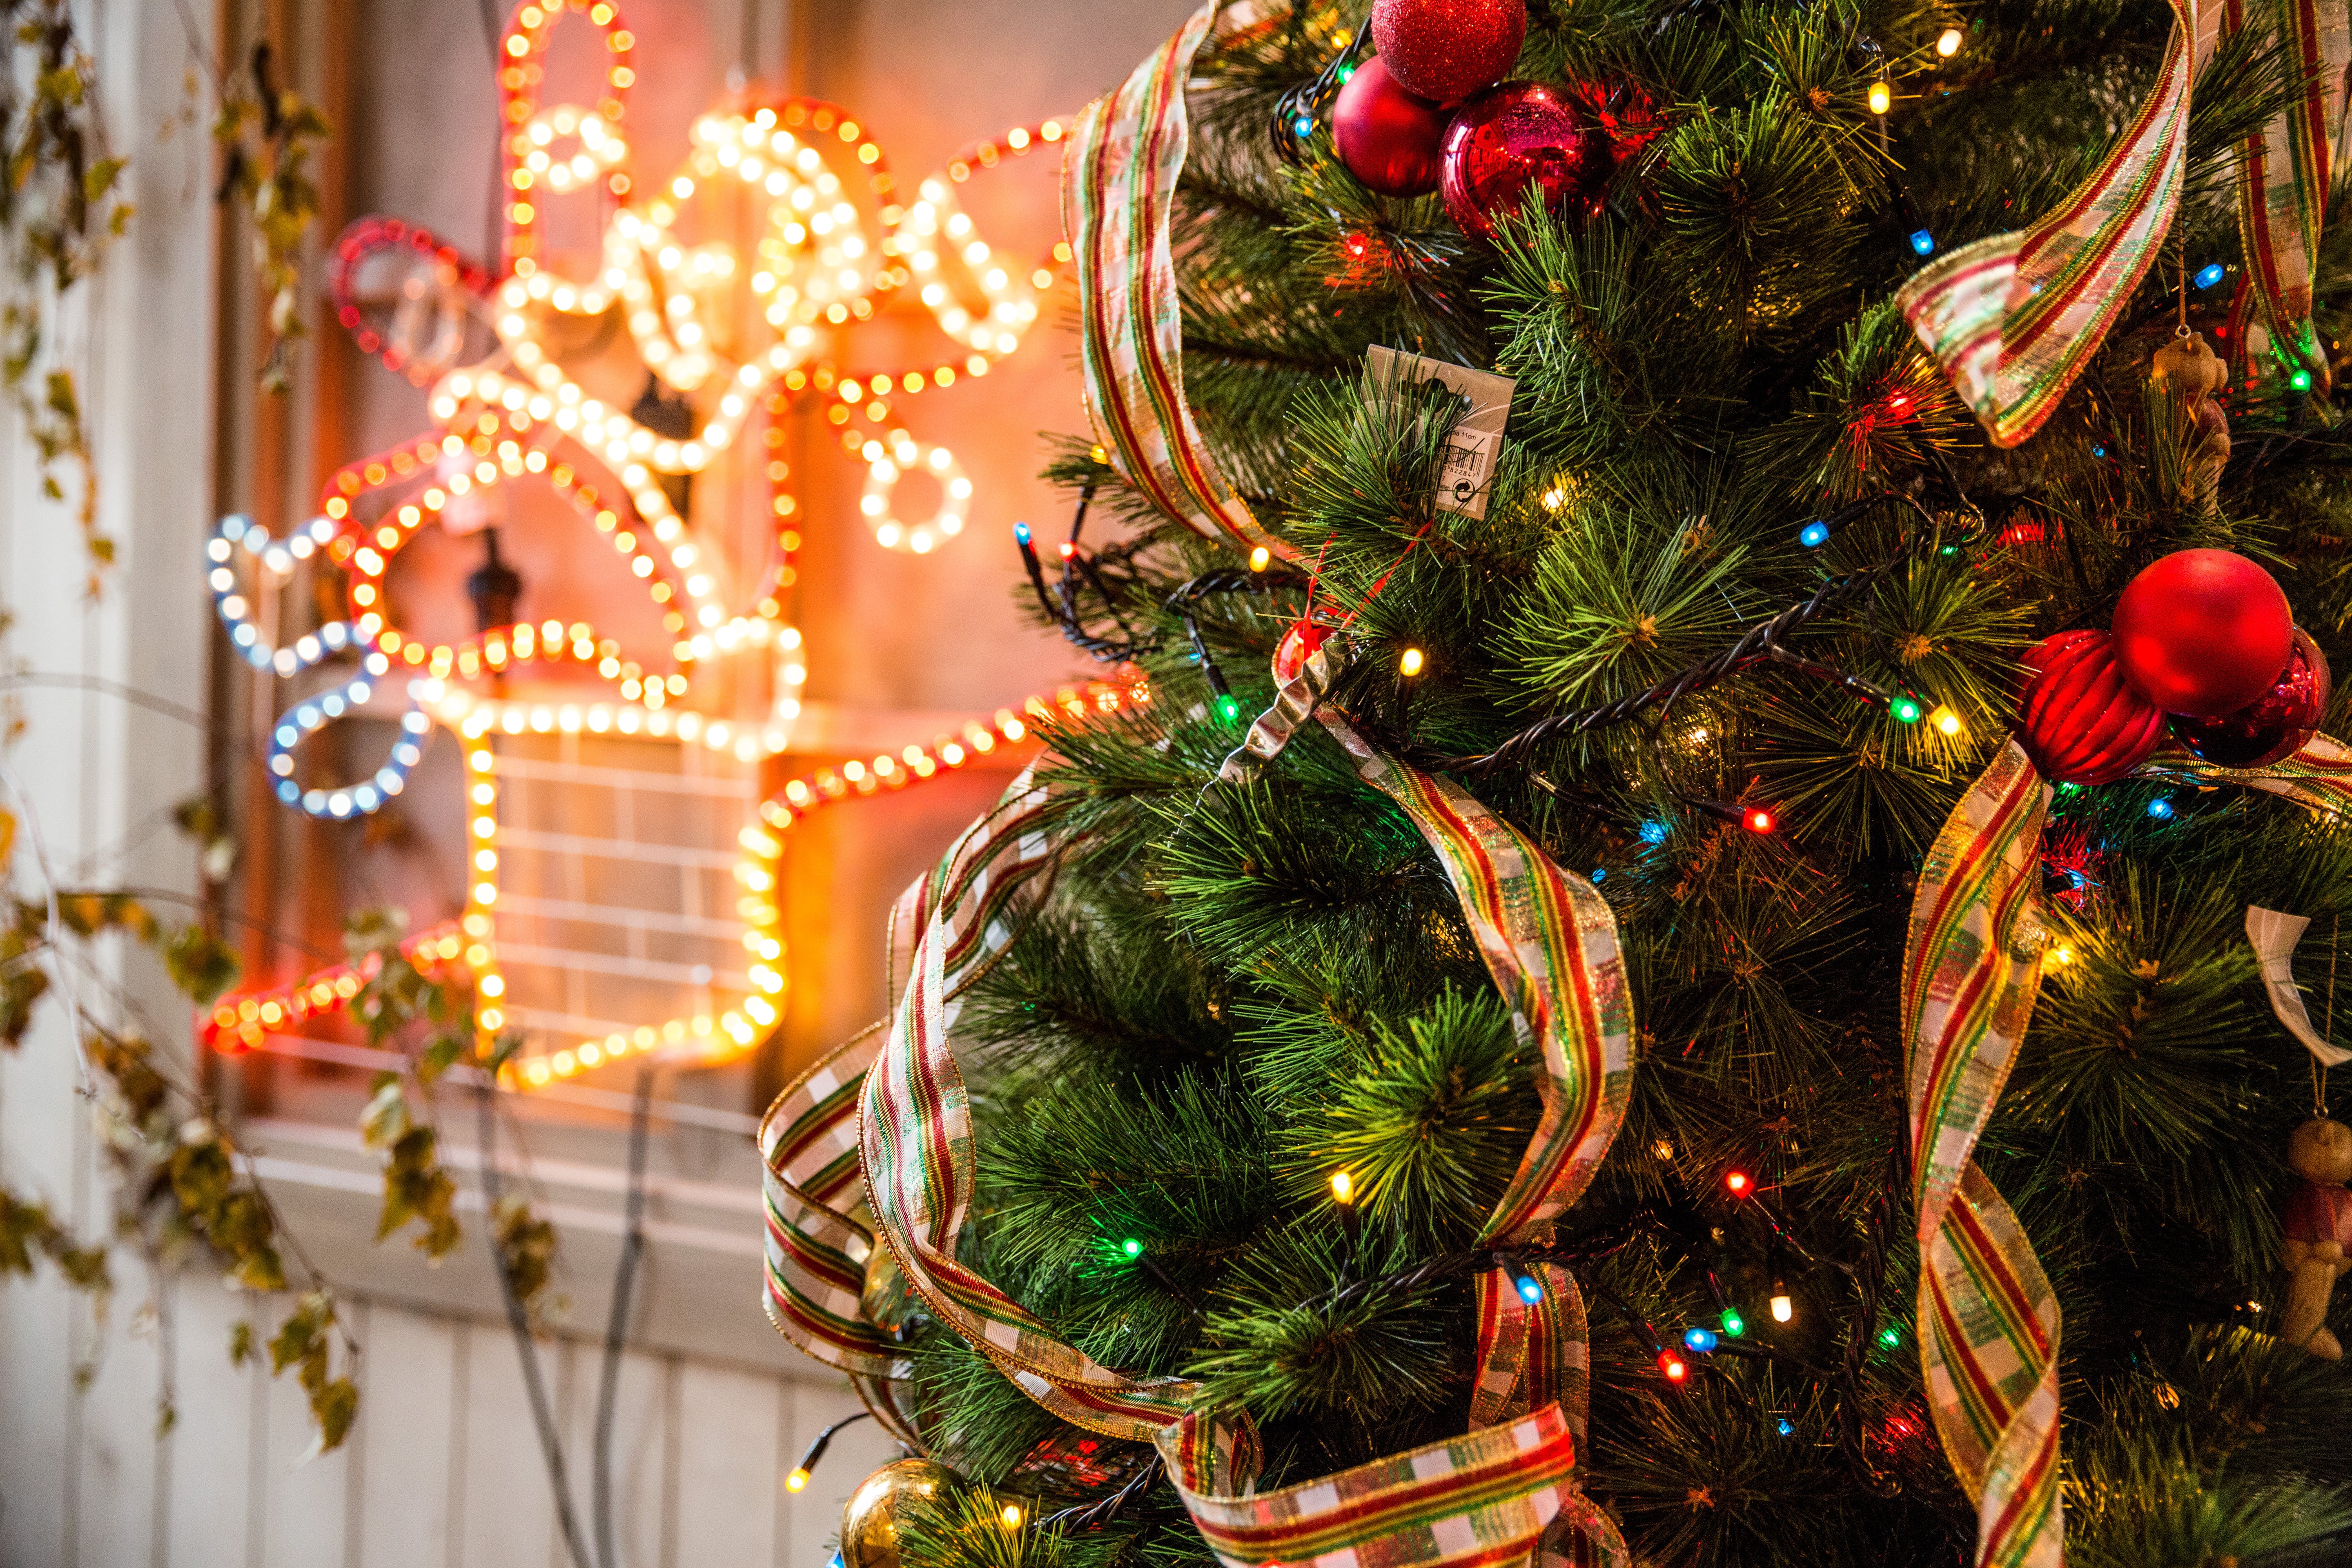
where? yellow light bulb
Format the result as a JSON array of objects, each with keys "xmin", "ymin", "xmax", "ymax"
[
  {"xmin": 1929, "ymin": 705, "xmax": 1963, "ymax": 737},
  {"xmin": 1936, "ymin": 27, "xmax": 1962, "ymax": 56},
  {"xmin": 1000, "ymin": 1504, "xmax": 1023, "ymax": 1528},
  {"xmin": 1867, "ymin": 81, "xmax": 1892, "ymax": 114},
  {"xmin": 1249, "ymin": 545, "xmax": 1271, "ymax": 572},
  {"xmin": 2049, "ymin": 945, "xmax": 2075, "ymax": 966},
  {"xmin": 1330, "ymin": 1170, "xmax": 1355, "ymax": 1205},
  {"xmin": 1770, "ymin": 1291, "xmax": 1794, "ymax": 1324},
  {"xmin": 1399, "ymin": 647, "xmax": 1425, "ymax": 677}
]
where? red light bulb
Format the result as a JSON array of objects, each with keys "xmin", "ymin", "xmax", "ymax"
[
  {"xmin": 1744, "ymin": 808, "xmax": 1775, "ymax": 834},
  {"xmin": 1659, "ymin": 1351, "xmax": 1688, "ymax": 1383},
  {"xmin": 1724, "ymin": 1170, "xmax": 1751, "ymax": 1196},
  {"xmin": 1058, "ymin": 541, "xmax": 1077, "ymax": 560}
]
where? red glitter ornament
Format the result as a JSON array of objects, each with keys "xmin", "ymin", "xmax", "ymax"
[
  {"xmin": 1332, "ymin": 56, "xmax": 1450, "ymax": 197},
  {"xmin": 2111, "ymin": 548, "xmax": 2295, "ymax": 717},
  {"xmin": 2169, "ymin": 628, "xmax": 2331, "ymax": 767},
  {"xmin": 1440, "ymin": 82, "xmax": 1612, "ymax": 241},
  {"xmin": 1370, "ymin": 0, "xmax": 1526, "ymax": 105},
  {"xmin": 2013, "ymin": 630, "xmax": 2167, "ymax": 786}
]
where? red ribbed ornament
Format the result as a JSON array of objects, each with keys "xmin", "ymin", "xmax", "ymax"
[{"xmin": 2015, "ymin": 630, "xmax": 2167, "ymax": 786}]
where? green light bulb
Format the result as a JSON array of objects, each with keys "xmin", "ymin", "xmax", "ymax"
[
  {"xmin": 2292, "ymin": 369, "xmax": 2314, "ymax": 392},
  {"xmin": 1721, "ymin": 1310, "xmax": 1745, "ymax": 1338},
  {"xmin": 1890, "ymin": 696, "xmax": 1922, "ymax": 724},
  {"xmin": 1122, "ymin": 1238, "xmax": 1143, "ymax": 1258},
  {"xmin": 1214, "ymin": 695, "xmax": 1242, "ymax": 724},
  {"xmin": 1879, "ymin": 1326, "xmax": 1900, "ymax": 1346}
]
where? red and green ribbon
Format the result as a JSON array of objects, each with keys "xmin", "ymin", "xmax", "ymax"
[
  {"xmin": 1897, "ymin": 0, "xmax": 2224, "ymax": 447},
  {"xmin": 1062, "ymin": 0, "xmax": 1298, "ymax": 564},
  {"xmin": 1907, "ymin": 731, "xmax": 2352, "ymax": 1568},
  {"xmin": 2224, "ymin": 0, "xmax": 2350, "ymax": 393}
]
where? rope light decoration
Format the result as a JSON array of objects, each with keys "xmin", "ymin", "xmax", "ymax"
[
  {"xmin": 200, "ymin": 677, "xmax": 1149, "ymax": 1085},
  {"xmin": 212, "ymin": 0, "xmax": 1095, "ymax": 1089}
]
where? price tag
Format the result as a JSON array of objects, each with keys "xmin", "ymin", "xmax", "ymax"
[{"xmin": 1365, "ymin": 345, "xmax": 1517, "ymax": 520}]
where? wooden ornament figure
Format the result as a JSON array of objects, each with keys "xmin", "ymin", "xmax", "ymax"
[
  {"xmin": 2149, "ymin": 330, "xmax": 2231, "ymax": 511},
  {"xmin": 2280, "ymin": 1115, "xmax": 2352, "ymax": 1358}
]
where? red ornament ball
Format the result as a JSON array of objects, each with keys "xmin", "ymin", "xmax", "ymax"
[
  {"xmin": 1440, "ymin": 82, "xmax": 1613, "ymax": 241},
  {"xmin": 2014, "ymin": 630, "xmax": 2167, "ymax": 786},
  {"xmin": 1274, "ymin": 619, "xmax": 1329, "ymax": 685},
  {"xmin": 2169, "ymin": 628, "xmax": 2331, "ymax": 768},
  {"xmin": 1371, "ymin": 0, "xmax": 1526, "ymax": 105},
  {"xmin": 1333, "ymin": 57, "xmax": 1449, "ymax": 197},
  {"xmin": 2111, "ymin": 548, "xmax": 2295, "ymax": 717}
]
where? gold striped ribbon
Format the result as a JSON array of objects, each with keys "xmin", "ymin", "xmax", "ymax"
[
  {"xmin": 1907, "ymin": 731, "xmax": 2352, "ymax": 1568},
  {"xmin": 1063, "ymin": 0, "xmax": 1300, "ymax": 564},
  {"xmin": 2225, "ymin": 0, "xmax": 2350, "ymax": 393},
  {"xmin": 763, "ymin": 672, "xmax": 1638, "ymax": 1564},
  {"xmin": 1896, "ymin": 0, "xmax": 2224, "ymax": 447}
]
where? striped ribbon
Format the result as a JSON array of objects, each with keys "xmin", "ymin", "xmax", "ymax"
[
  {"xmin": 2225, "ymin": 0, "xmax": 2350, "ymax": 394},
  {"xmin": 1896, "ymin": 0, "xmax": 2224, "ymax": 447},
  {"xmin": 1063, "ymin": 1, "xmax": 1299, "ymax": 564},
  {"xmin": 1907, "ymin": 730, "xmax": 2352, "ymax": 1568},
  {"xmin": 768, "ymin": 673, "xmax": 1634, "ymax": 1564}
]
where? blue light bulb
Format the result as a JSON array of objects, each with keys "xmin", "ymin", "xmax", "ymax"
[
  {"xmin": 2147, "ymin": 797, "xmax": 2174, "ymax": 821},
  {"xmin": 1775, "ymin": 1418, "xmax": 1795, "ymax": 1437},
  {"xmin": 1908, "ymin": 229, "xmax": 1935, "ymax": 256},
  {"xmin": 2195, "ymin": 262, "xmax": 2225, "ymax": 290},
  {"xmin": 1013, "ymin": 520, "xmax": 1031, "ymax": 546},
  {"xmin": 1292, "ymin": 114, "xmax": 1315, "ymax": 138},
  {"xmin": 1798, "ymin": 520, "xmax": 1830, "ymax": 548},
  {"xmin": 1590, "ymin": 867, "xmax": 1607, "ymax": 884},
  {"xmin": 1639, "ymin": 820, "xmax": 1669, "ymax": 846},
  {"xmin": 1515, "ymin": 1275, "xmax": 1544, "ymax": 1305},
  {"xmin": 1683, "ymin": 1327, "xmax": 1718, "ymax": 1354}
]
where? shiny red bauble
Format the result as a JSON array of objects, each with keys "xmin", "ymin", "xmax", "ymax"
[
  {"xmin": 1332, "ymin": 57, "xmax": 1450, "ymax": 197},
  {"xmin": 1274, "ymin": 619, "xmax": 1329, "ymax": 685},
  {"xmin": 2169, "ymin": 628, "xmax": 2332, "ymax": 767},
  {"xmin": 2014, "ymin": 630, "xmax": 2168, "ymax": 786},
  {"xmin": 1440, "ymin": 82, "xmax": 1613, "ymax": 241},
  {"xmin": 1371, "ymin": 0, "xmax": 1525, "ymax": 105},
  {"xmin": 2111, "ymin": 548, "xmax": 2295, "ymax": 717}
]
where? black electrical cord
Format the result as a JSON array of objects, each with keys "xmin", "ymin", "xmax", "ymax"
[
  {"xmin": 476, "ymin": 1084, "xmax": 596, "ymax": 1568},
  {"xmin": 1419, "ymin": 491, "xmax": 1954, "ymax": 775},
  {"xmin": 592, "ymin": 1065, "xmax": 656, "ymax": 1568}
]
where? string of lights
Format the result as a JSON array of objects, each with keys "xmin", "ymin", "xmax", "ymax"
[
  {"xmin": 1421, "ymin": 491, "xmax": 1958, "ymax": 775},
  {"xmin": 1268, "ymin": 23, "xmax": 1365, "ymax": 165},
  {"xmin": 199, "ymin": 677, "xmax": 1151, "ymax": 1089}
]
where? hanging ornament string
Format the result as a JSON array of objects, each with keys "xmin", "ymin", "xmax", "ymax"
[
  {"xmin": 1062, "ymin": 0, "xmax": 1301, "ymax": 566},
  {"xmin": 2222, "ymin": 0, "xmax": 2349, "ymax": 394},
  {"xmin": 1896, "ymin": 0, "xmax": 2224, "ymax": 447},
  {"xmin": 1907, "ymin": 729, "xmax": 2352, "ymax": 1568}
]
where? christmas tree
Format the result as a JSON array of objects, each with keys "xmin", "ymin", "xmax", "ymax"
[{"xmin": 765, "ymin": 2, "xmax": 2352, "ymax": 1565}]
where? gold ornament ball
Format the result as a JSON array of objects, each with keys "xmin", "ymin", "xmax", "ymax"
[
  {"xmin": 862, "ymin": 1241, "xmax": 914, "ymax": 1334},
  {"xmin": 839, "ymin": 1457, "xmax": 958, "ymax": 1568}
]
